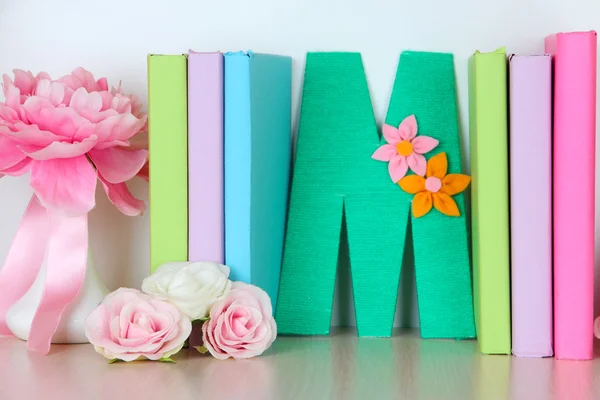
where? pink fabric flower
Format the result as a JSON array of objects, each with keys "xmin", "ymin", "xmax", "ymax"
[
  {"xmin": 0, "ymin": 68, "xmax": 148, "ymax": 217},
  {"xmin": 85, "ymin": 288, "xmax": 192, "ymax": 362},
  {"xmin": 372, "ymin": 115, "xmax": 439, "ymax": 182},
  {"xmin": 202, "ymin": 282, "xmax": 277, "ymax": 360}
]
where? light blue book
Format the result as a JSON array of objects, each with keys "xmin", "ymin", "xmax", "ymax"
[{"xmin": 224, "ymin": 51, "xmax": 292, "ymax": 310}]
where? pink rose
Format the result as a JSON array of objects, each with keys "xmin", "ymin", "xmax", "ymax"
[
  {"xmin": 202, "ymin": 282, "xmax": 277, "ymax": 360},
  {"xmin": 85, "ymin": 288, "xmax": 192, "ymax": 362}
]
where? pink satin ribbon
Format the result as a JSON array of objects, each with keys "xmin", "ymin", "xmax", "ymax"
[{"xmin": 0, "ymin": 195, "xmax": 88, "ymax": 354}]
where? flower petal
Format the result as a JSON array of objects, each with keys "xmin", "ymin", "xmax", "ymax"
[
  {"xmin": 382, "ymin": 124, "xmax": 400, "ymax": 144},
  {"xmin": 441, "ymin": 174, "xmax": 471, "ymax": 196},
  {"xmin": 2, "ymin": 122, "xmax": 64, "ymax": 146},
  {"xmin": 0, "ymin": 134, "xmax": 27, "ymax": 170},
  {"xmin": 398, "ymin": 115, "xmax": 418, "ymax": 141},
  {"xmin": 433, "ymin": 193, "xmax": 460, "ymax": 217},
  {"xmin": 0, "ymin": 158, "xmax": 31, "ymax": 176},
  {"xmin": 371, "ymin": 144, "xmax": 397, "ymax": 162},
  {"xmin": 30, "ymin": 156, "xmax": 97, "ymax": 217},
  {"xmin": 93, "ymin": 113, "xmax": 147, "ymax": 143},
  {"xmin": 426, "ymin": 152, "xmax": 448, "ymax": 179},
  {"xmin": 412, "ymin": 192, "xmax": 432, "ymax": 218},
  {"xmin": 388, "ymin": 155, "xmax": 408, "ymax": 183},
  {"xmin": 398, "ymin": 174, "xmax": 426, "ymax": 194},
  {"xmin": 3, "ymin": 75, "xmax": 21, "ymax": 110},
  {"xmin": 407, "ymin": 153, "xmax": 426, "ymax": 176},
  {"xmin": 89, "ymin": 147, "xmax": 148, "ymax": 184},
  {"xmin": 12, "ymin": 69, "xmax": 36, "ymax": 95},
  {"xmin": 34, "ymin": 80, "xmax": 66, "ymax": 106},
  {"xmin": 411, "ymin": 135, "xmax": 438, "ymax": 155},
  {"xmin": 23, "ymin": 97, "xmax": 89, "ymax": 138},
  {"xmin": 98, "ymin": 174, "xmax": 146, "ymax": 216},
  {"xmin": 19, "ymin": 136, "xmax": 97, "ymax": 161}
]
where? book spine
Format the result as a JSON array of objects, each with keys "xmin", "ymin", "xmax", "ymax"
[
  {"xmin": 546, "ymin": 31, "xmax": 597, "ymax": 360},
  {"xmin": 224, "ymin": 52, "xmax": 252, "ymax": 283},
  {"xmin": 148, "ymin": 54, "xmax": 188, "ymax": 273},
  {"xmin": 509, "ymin": 55, "xmax": 553, "ymax": 357},
  {"xmin": 187, "ymin": 52, "xmax": 224, "ymax": 264},
  {"xmin": 248, "ymin": 54, "xmax": 292, "ymax": 310},
  {"xmin": 468, "ymin": 48, "xmax": 511, "ymax": 354}
]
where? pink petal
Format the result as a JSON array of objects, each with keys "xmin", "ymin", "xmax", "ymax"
[
  {"xmin": 371, "ymin": 144, "xmax": 397, "ymax": 162},
  {"xmin": 72, "ymin": 67, "xmax": 103, "ymax": 92},
  {"xmin": 30, "ymin": 156, "xmax": 97, "ymax": 217},
  {"xmin": 89, "ymin": 147, "xmax": 148, "ymax": 184},
  {"xmin": 99, "ymin": 91, "xmax": 114, "ymax": 111},
  {"xmin": 20, "ymin": 136, "xmax": 98, "ymax": 161},
  {"xmin": 137, "ymin": 162, "xmax": 149, "ymax": 181},
  {"xmin": 388, "ymin": 155, "xmax": 409, "ymax": 183},
  {"xmin": 70, "ymin": 87, "xmax": 102, "ymax": 114},
  {"xmin": 0, "ymin": 103, "xmax": 19, "ymax": 124},
  {"xmin": 99, "ymin": 174, "xmax": 145, "ymax": 216},
  {"xmin": 411, "ymin": 136, "xmax": 439, "ymax": 155},
  {"xmin": 2, "ymin": 122, "xmax": 64, "ymax": 146},
  {"xmin": 3, "ymin": 75, "xmax": 21, "ymax": 110},
  {"xmin": 96, "ymin": 77, "xmax": 109, "ymax": 91},
  {"xmin": 382, "ymin": 124, "xmax": 400, "ymax": 144},
  {"xmin": 23, "ymin": 97, "xmax": 89, "ymax": 138},
  {"xmin": 35, "ymin": 80, "xmax": 66, "ymax": 106},
  {"xmin": 94, "ymin": 140, "xmax": 130, "ymax": 150},
  {"xmin": 0, "ymin": 158, "xmax": 31, "ymax": 176},
  {"xmin": 398, "ymin": 115, "xmax": 418, "ymax": 141},
  {"xmin": 0, "ymin": 134, "xmax": 27, "ymax": 170},
  {"xmin": 407, "ymin": 153, "xmax": 426, "ymax": 177},
  {"xmin": 93, "ymin": 114, "xmax": 147, "ymax": 143},
  {"xmin": 12, "ymin": 69, "xmax": 36, "ymax": 95}
]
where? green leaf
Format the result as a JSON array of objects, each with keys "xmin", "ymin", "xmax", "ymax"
[
  {"xmin": 158, "ymin": 357, "xmax": 176, "ymax": 363},
  {"xmin": 193, "ymin": 345, "xmax": 209, "ymax": 354},
  {"xmin": 108, "ymin": 358, "xmax": 121, "ymax": 364},
  {"xmin": 192, "ymin": 318, "xmax": 209, "ymax": 326}
]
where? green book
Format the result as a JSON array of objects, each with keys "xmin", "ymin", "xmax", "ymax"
[
  {"xmin": 148, "ymin": 54, "xmax": 188, "ymax": 273},
  {"xmin": 468, "ymin": 48, "xmax": 511, "ymax": 354}
]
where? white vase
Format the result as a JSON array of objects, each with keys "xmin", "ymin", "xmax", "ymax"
[{"xmin": 5, "ymin": 246, "xmax": 109, "ymax": 343}]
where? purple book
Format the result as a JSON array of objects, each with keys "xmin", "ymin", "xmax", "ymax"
[
  {"xmin": 187, "ymin": 51, "xmax": 224, "ymax": 263},
  {"xmin": 509, "ymin": 54, "xmax": 553, "ymax": 357}
]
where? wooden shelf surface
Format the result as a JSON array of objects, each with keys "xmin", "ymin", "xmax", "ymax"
[{"xmin": 1, "ymin": 328, "xmax": 599, "ymax": 399}]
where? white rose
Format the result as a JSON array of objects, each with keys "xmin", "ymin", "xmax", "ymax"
[{"xmin": 141, "ymin": 261, "xmax": 232, "ymax": 321}]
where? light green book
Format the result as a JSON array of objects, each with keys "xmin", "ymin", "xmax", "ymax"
[
  {"xmin": 148, "ymin": 54, "xmax": 188, "ymax": 272},
  {"xmin": 468, "ymin": 47, "xmax": 511, "ymax": 354}
]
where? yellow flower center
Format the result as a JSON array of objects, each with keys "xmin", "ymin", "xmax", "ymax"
[{"xmin": 396, "ymin": 140, "xmax": 413, "ymax": 157}]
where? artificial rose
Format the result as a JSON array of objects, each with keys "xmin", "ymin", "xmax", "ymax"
[
  {"xmin": 141, "ymin": 261, "xmax": 232, "ymax": 321},
  {"xmin": 0, "ymin": 68, "xmax": 148, "ymax": 217},
  {"xmin": 84, "ymin": 288, "xmax": 192, "ymax": 362},
  {"xmin": 202, "ymin": 282, "xmax": 277, "ymax": 360}
]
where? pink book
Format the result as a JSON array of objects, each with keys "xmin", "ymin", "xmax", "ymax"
[
  {"xmin": 187, "ymin": 51, "xmax": 224, "ymax": 263},
  {"xmin": 509, "ymin": 54, "xmax": 553, "ymax": 357},
  {"xmin": 545, "ymin": 31, "xmax": 597, "ymax": 360}
]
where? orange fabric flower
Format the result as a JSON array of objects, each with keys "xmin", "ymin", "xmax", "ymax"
[{"xmin": 398, "ymin": 152, "xmax": 470, "ymax": 218}]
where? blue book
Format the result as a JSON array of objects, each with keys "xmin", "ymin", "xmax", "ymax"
[{"xmin": 224, "ymin": 51, "xmax": 292, "ymax": 310}]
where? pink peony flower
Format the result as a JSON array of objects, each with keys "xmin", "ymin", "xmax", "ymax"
[
  {"xmin": 85, "ymin": 288, "xmax": 192, "ymax": 362},
  {"xmin": 372, "ymin": 114, "xmax": 439, "ymax": 182},
  {"xmin": 0, "ymin": 68, "xmax": 148, "ymax": 217},
  {"xmin": 202, "ymin": 282, "xmax": 277, "ymax": 360}
]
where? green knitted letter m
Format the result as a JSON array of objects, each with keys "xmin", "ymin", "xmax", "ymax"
[{"xmin": 276, "ymin": 52, "xmax": 475, "ymax": 338}]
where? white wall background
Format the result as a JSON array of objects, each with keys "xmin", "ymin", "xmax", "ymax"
[{"xmin": 1, "ymin": 0, "xmax": 600, "ymax": 328}]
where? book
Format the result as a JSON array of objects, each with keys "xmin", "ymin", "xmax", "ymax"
[
  {"xmin": 187, "ymin": 51, "xmax": 224, "ymax": 264},
  {"xmin": 224, "ymin": 51, "xmax": 292, "ymax": 309},
  {"xmin": 468, "ymin": 47, "xmax": 511, "ymax": 354},
  {"xmin": 509, "ymin": 54, "xmax": 553, "ymax": 357},
  {"xmin": 545, "ymin": 31, "xmax": 597, "ymax": 360},
  {"xmin": 148, "ymin": 54, "xmax": 189, "ymax": 273}
]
